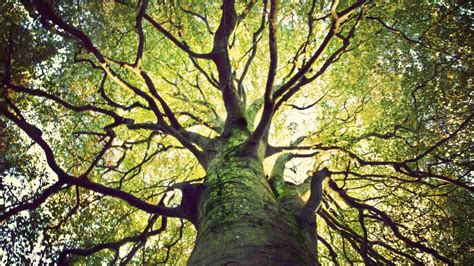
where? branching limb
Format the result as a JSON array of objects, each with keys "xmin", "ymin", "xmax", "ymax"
[
  {"xmin": 211, "ymin": 0, "xmax": 246, "ymax": 134},
  {"xmin": 319, "ymin": 207, "xmax": 395, "ymax": 264},
  {"xmin": 327, "ymin": 178, "xmax": 453, "ymax": 264},
  {"xmin": 6, "ymin": 84, "xmax": 124, "ymax": 125},
  {"xmin": 274, "ymin": 8, "xmax": 364, "ymax": 111},
  {"xmin": 30, "ymin": 0, "xmax": 211, "ymax": 165},
  {"xmin": 245, "ymin": 0, "xmax": 279, "ymax": 151},
  {"xmin": 274, "ymin": 0, "xmax": 366, "ymax": 101},
  {"xmin": 58, "ymin": 213, "xmax": 167, "ymax": 264},
  {"xmin": 238, "ymin": 0, "xmax": 267, "ymax": 97},
  {"xmin": 0, "ymin": 105, "xmax": 184, "ymax": 218},
  {"xmin": 97, "ymin": 73, "xmax": 148, "ymax": 111},
  {"xmin": 266, "ymin": 113, "xmax": 473, "ymax": 192}
]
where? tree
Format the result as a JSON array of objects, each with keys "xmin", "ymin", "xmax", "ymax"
[{"xmin": 1, "ymin": 0, "xmax": 472, "ymax": 264}]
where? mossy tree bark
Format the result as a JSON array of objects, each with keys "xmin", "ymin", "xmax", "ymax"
[{"xmin": 187, "ymin": 130, "xmax": 324, "ymax": 265}]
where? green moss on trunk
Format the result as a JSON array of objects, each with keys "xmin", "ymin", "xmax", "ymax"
[{"xmin": 188, "ymin": 133, "xmax": 316, "ymax": 265}]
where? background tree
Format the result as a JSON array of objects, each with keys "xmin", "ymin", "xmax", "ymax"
[{"xmin": 1, "ymin": 0, "xmax": 472, "ymax": 264}]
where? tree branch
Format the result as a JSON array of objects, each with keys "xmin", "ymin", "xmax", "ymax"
[
  {"xmin": 0, "ymin": 181, "xmax": 66, "ymax": 222},
  {"xmin": 133, "ymin": 0, "xmax": 149, "ymax": 67},
  {"xmin": 58, "ymin": 214, "xmax": 167, "ymax": 263},
  {"xmin": 0, "ymin": 105, "xmax": 185, "ymax": 218},
  {"xmin": 246, "ymin": 0, "xmax": 278, "ymax": 150},
  {"xmin": 327, "ymin": 178, "xmax": 453, "ymax": 264}
]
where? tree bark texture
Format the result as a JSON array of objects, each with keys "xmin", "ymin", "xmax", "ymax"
[{"xmin": 188, "ymin": 131, "xmax": 317, "ymax": 265}]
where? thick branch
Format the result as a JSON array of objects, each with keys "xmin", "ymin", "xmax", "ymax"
[
  {"xmin": 133, "ymin": 0, "xmax": 149, "ymax": 67},
  {"xmin": 300, "ymin": 168, "xmax": 331, "ymax": 225},
  {"xmin": 212, "ymin": 0, "xmax": 246, "ymax": 134},
  {"xmin": 0, "ymin": 105, "xmax": 184, "ymax": 218},
  {"xmin": 247, "ymin": 0, "xmax": 278, "ymax": 149},
  {"xmin": 32, "ymin": 0, "xmax": 105, "ymax": 62}
]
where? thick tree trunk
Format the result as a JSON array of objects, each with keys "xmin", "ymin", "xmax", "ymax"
[{"xmin": 188, "ymin": 133, "xmax": 316, "ymax": 265}]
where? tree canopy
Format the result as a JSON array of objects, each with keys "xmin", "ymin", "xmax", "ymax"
[{"xmin": 0, "ymin": 0, "xmax": 473, "ymax": 264}]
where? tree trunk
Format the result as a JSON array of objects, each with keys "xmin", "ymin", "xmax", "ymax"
[{"xmin": 188, "ymin": 132, "xmax": 316, "ymax": 265}]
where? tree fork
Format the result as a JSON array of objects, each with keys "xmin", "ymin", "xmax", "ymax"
[{"xmin": 188, "ymin": 132, "xmax": 319, "ymax": 265}]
